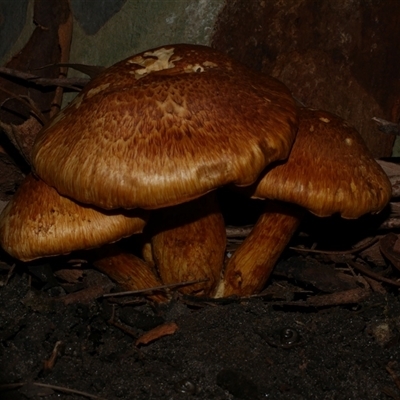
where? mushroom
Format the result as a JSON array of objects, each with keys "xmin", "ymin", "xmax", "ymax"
[
  {"xmin": 216, "ymin": 108, "xmax": 392, "ymax": 297},
  {"xmin": 0, "ymin": 174, "xmax": 166, "ymax": 295},
  {"xmin": 0, "ymin": 174, "xmax": 148, "ymax": 261},
  {"xmin": 31, "ymin": 44, "xmax": 298, "ymax": 210},
  {"xmin": 150, "ymin": 191, "xmax": 226, "ymax": 296},
  {"xmin": 29, "ymin": 44, "xmax": 298, "ymax": 296},
  {"xmin": 92, "ymin": 244, "xmax": 166, "ymax": 302}
]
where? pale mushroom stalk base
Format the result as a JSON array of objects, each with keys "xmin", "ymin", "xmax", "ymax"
[
  {"xmin": 92, "ymin": 244, "xmax": 167, "ymax": 302},
  {"xmin": 151, "ymin": 191, "xmax": 226, "ymax": 297},
  {"xmin": 215, "ymin": 200, "xmax": 304, "ymax": 297}
]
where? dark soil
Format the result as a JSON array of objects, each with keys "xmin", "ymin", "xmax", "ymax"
[{"xmin": 1, "ymin": 258, "xmax": 400, "ymax": 400}]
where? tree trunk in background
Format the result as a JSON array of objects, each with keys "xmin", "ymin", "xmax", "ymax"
[{"xmin": 212, "ymin": 0, "xmax": 400, "ymax": 158}]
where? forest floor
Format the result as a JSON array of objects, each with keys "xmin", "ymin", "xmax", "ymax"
[{"xmin": 1, "ymin": 240, "xmax": 400, "ymax": 400}]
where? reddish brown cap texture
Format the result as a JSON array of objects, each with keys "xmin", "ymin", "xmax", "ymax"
[
  {"xmin": 0, "ymin": 175, "xmax": 148, "ymax": 261},
  {"xmin": 249, "ymin": 108, "xmax": 392, "ymax": 218},
  {"xmin": 32, "ymin": 44, "xmax": 298, "ymax": 210}
]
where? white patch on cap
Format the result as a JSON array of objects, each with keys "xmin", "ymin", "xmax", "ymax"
[
  {"xmin": 157, "ymin": 97, "xmax": 188, "ymax": 118},
  {"xmin": 184, "ymin": 63, "xmax": 204, "ymax": 73},
  {"xmin": 203, "ymin": 61, "xmax": 218, "ymax": 68},
  {"xmin": 127, "ymin": 47, "xmax": 179, "ymax": 79},
  {"xmin": 319, "ymin": 117, "xmax": 330, "ymax": 123},
  {"xmin": 344, "ymin": 137, "xmax": 353, "ymax": 146},
  {"xmin": 335, "ymin": 188, "xmax": 344, "ymax": 202}
]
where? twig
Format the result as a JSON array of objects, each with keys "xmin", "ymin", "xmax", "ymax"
[
  {"xmin": 0, "ymin": 382, "xmax": 108, "ymax": 400},
  {"xmin": 108, "ymin": 305, "xmax": 139, "ymax": 339},
  {"xmin": 379, "ymin": 217, "xmax": 400, "ymax": 230},
  {"xmin": 0, "ymin": 67, "xmax": 89, "ymax": 90},
  {"xmin": 0, "ymin": 86, "xmax": 47, "ymax": 124},
  {"xmin": 0, "ymin": 263, "xmax": 15, "ymax": 287},
  {"xmin": 226, "ymin": 225, "xmax": 253, "ymax": 238},
  {"xmin": 289, "ymin": 237, "xmax": 379, "ymax": 255},
  {"xmin": 372, "ymin": 117, "xmax": 400, "ymax": 135},
  {"xmin": 348, "ymin": 261, "xmax": 400, "ymax": 287},
  {"xmin": 102, "ymin": 278, "xmax": 208, "ymax": 298}
]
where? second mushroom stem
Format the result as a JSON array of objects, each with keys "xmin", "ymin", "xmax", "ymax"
[
  {"xmin": 92, "ymin": 244, "xmax": 167, "ymax": 302},
  {"xmin": 216, "ymin": 200, "xmax": 304, "ymax": 297}
]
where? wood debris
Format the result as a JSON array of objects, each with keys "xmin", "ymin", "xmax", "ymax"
[{"xmin": 135, "ymin": 322, "xmax": 179, "ymax": 346}]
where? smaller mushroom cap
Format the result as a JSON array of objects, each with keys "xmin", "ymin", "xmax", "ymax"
[
  {"xmin": 246, "ymin": 108, "xmax": 392, "ymax": 218},
  {"xmin": 0, "ymin": 174, "xmax": 148, "ymax": 261},
  {"xmin": 31, "ymin": 44, "xmax": 298, "ymax": 210}
]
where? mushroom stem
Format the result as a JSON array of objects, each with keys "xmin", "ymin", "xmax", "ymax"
[
  {"xmin": 151, "ymin": 191, "xmax": 226, "ymax": 296},
  {"xmin": 215, "ymin": 200, "xmax": 304, "ymax": 297},
  {"xmin": 92, "ymin": 244, "xmax": 167, "ymax": 302}
]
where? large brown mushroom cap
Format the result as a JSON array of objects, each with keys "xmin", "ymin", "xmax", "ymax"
[
  {"xmin": 0, "ymin": 174, "xmax": 148, "ymax": 261},
  {"xmin": 248, "ymin": 108, "xmax": 392, "ymax": 218},
  {"xmin": 32, "ymin": 44, "xmax": 298, "ymax": 210}
]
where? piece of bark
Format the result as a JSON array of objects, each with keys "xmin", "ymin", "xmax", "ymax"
[
  {"xmin": 135, "ymin": 322, "xmax": 179, "ymax": 346},
  {"xmin": 0, "ymin": 116, "xmax": 42, "ymax": 164},
  {"xmin": 283, "ymin": 287, "xmax": 371, "ymax": 308},
  {"xmin": 0, "ymin": 0, "xmax": 72, "ymax": 125}
]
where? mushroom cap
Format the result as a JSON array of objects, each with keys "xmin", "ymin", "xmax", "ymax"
[
  {"xmin": 31, "ymin": 44, "xmax": 298, "ymax": 210},
  {"xmin": 247, "ymin": 108, "xmax": 392, "ymax": 218},
  {"xmin": 0, "ymin": 174, "xmax": 148, "ymax": 261}
]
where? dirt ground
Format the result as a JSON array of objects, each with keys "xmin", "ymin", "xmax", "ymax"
[{"xmin": 1, "ymin": 241, "xmax": 400, "ymax": 400}]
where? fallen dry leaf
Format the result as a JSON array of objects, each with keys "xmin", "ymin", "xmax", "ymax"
[
  {"xmin": 135, "ymin": 322, "xmax": 179, "ymax": 346},
  {"xmin": 55, "ymin": 269, "xmax": 115, "ymax": 304},
  {"xmin": 359, "ymin": 239, "xmax": 387, "ymax": 268},
  {"xmin": 53, "ymin": 269, "xmax": 84, "ymax": 283}
]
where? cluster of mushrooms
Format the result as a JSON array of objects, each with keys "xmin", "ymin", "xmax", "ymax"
[{"xmin": 0, "ymin": 44, "xmax": 392, "ymax": 301}]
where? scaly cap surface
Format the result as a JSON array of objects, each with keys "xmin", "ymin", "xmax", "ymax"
[
  {"xmin": 32, "ymin": 44, "xmax": 298, "ymax": 209},
  {"xmin": 249, "ymin": 108, "xmax": 391, "ymax": 218},
  {"xmin": 0, "ymin": 175, "xmax": 148, "ymax": 261}
]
